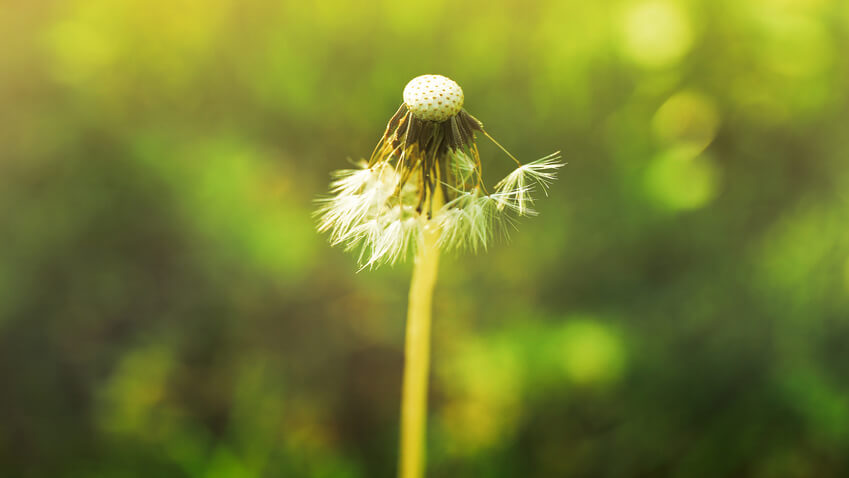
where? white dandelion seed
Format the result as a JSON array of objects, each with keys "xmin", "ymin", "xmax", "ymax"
[{"xmin": 493, "ymin": 151, "xmax": 564, "ymax": 215}]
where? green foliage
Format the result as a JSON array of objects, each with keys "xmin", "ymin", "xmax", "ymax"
[{"xmin": 2, "ymin": 0, "xmax": 849, "ymax": 476}]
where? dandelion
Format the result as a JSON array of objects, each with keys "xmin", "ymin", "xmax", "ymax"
[{"xmin": 316, "ymin": 74, "xmax": 563, "ymax": 478}]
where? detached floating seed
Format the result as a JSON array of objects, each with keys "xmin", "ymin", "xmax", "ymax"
[{"xmin": 316, "ymin": 74, "xmax": 563, "ymax": 269}]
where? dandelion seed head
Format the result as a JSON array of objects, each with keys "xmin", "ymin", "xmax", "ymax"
[
  {"xmin": 316, "ymin": 76, "xmax": 563, "ymax": 269},
  {"xmin": 403, "ymin": 74, "xmax": 464, "ymax": 122}
]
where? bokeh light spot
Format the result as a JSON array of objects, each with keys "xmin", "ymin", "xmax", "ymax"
[
  {"xmin": 621, "ymin": 1, "xmax": 693, "ymax": 68},
  {"xmin": 653, "ymin": 91, "xmax": 720, "ymax": 153},
  {"xmin": 47, "ymin": 19, "xmax": 117, "ymax": 84},
  {"xmin": 438, "ymin": 340, "xmax": 522, "ymax": 454},
  {"xmin": 557, "ymin": 319, "xmax": 625, "ymax": 385},
  {"xmin": 644, "ymin": 148, "xmax": 721, "ymax": 212},
  {"xmin": 759, "ymin": 15, "xmax": 833, "ymax": 78}
]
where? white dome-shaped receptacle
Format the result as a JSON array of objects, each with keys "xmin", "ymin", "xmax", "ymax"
[{"xmin": 403, "ymin": 75, "xmax": 464, "ymax": 122}]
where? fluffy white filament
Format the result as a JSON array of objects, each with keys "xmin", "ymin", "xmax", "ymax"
[
  {"xmin": 493, "ymin": 152, "xmax": 565, "ymax": 215},
  {"xmin": 317, "ymin": 152, "xmax": 563, "ymax": 268}
]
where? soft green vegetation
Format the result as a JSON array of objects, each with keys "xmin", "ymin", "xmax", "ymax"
[{"xmin": 1, "ymin": 0, "xmax": 849, "ymax": 476}]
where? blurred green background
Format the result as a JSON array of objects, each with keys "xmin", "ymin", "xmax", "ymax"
[{"xmin": 2, "ymin": 0, "xmax": 849, "ymax": 476}]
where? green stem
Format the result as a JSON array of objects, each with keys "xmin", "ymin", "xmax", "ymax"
[{"xmin": 398, "ymin": 217, "xmax": 441, "ymax": 478}]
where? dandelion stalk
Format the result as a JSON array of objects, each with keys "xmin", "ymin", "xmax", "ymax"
[
  {"xmin": 315, "ymin": 74, "xmax": 564, "ymax": 478},
  {"xmin": 399, "ymin": 191, "xmax": 441, "ymax": 478}
]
